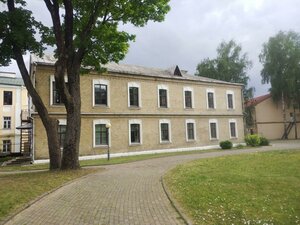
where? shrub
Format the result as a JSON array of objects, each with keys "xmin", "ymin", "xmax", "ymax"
[
  {"xmin": 245, "ymin": 134, "xmax": 261, "ymax": 147},
  {"xmin": 219, "ymin": 140, "xmax": 233, "ymax": 149},
  {"xmin": 259, "ymin": 136, "xmax": 269, "ymax": 146},
  {"xmin": 236, "ymin": 144, "xmax": 244, "ymax": 149}
]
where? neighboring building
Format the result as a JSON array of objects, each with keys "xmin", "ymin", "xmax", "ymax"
[
  {"xmin": 30, "ymin": 55, "xmax": 245, "ymax": 159},
  {"xmin": 245, "ymin": 93, "xmax": 299, "ymax": 140},
  {"xmin": 0, "ymin": 72, "xmax": 28, "ymax": 154}
]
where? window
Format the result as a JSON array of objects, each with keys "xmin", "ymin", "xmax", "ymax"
[
  {"xmin": 186, "ymin": 119, "xmax": 196, "ymax": 141},
  {"xmin": 50, "ymin": 76, "xmax": 68, "ymax": 105},
  {"xmin": 209, "ymin": 119, "xmax": 218, "ymax": 140},
  {"xmin": 93, "ymin": 79, "xmax": 110, "ymax": 107},
  {"xmin": 207, "ymin": 89, "xmax": 215, "ymax": 109},
  {"xmin": 93, "ymin": 119, "xmax": 111, "ymax": 147},
  {"xmin": 128, "ymin": 82, "xmax": 141, "ymax": 108},
  {"xmin": 129, "ymin": 119, "xmax": 142, "ymax": 145},
  {"xmin": 229, "ymin": 119, "xmax": 238, "ymax": 138},
  {"xmin": 159, "ymin": 89, "xmax": 168, "ymax": 107},
  {"xmin": 58, "ymin": 125, "xmax": 66, "ymax": 148},
  {"xmin": 159, "ymin": 119, "xmax": 171, "ymax": 143},
  {"xmin": 183, "ymin": 87, "xmax": 194, "ymax": 109},
  {"xmin": 3, "ymin": 117, "xmax": 11, "ymax": 129},
  {"xmin": 2, "ymin": 140, "xmax": 11, "ymax": 152},
  {"xmin": 3, "ymin": 91, "xmax": 12, "ymax": 105},
  {"xmin": 226, "ymin": 91, "xmax": 235, "ymax": 109},
  {"xmin": 158, "ymin": 85, "xmax": 169, "ymax": 108}
]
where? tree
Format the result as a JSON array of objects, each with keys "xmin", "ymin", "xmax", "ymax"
[
  {"xmin": 259, "ymin": 31, "xmax": 300, "ymax": 138},
  {"xmin": 0, "ymin": 0, "xmax": 170, "ymax": 170},
  {"xmin": 195, "ymin": 40, "xmax": 253, "ymax": 100}
]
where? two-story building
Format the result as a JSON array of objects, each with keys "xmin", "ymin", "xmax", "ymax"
[
  {"xmin": 0, "ymin": 72, "xmax": 28, "ymax": 154},
  {"xmin": 30, "ymin": 55, "xmax": 245, "ymax": 159}
]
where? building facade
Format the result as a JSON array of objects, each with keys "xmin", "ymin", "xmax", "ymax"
[
  {"xmin": 245, "ymin": 93, "xmax": 299, "ymax": 140},
  {"xmin": 30, "ymin": 56, "xmax": 245, "ymax": 159},
  {"xmin": 0, "ymin": 72, "xmax": 28, "ymax": 154}
]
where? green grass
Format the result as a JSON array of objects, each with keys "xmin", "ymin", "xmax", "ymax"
[
  {"xmin": 0, "ymin": 149, "xmax": 220, "ymax": 172},
  {"xmin": 164, "ymin": 150, "xmax": 300, "ymax": 225},
  {"xmin": 0, "ymin": 168, "xmax": 101, "ymax": 222}
]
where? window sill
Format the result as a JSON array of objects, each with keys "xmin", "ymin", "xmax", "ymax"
[
  {"xmin": 210, "ymin": 138, "xmax": 219, "ymax": 141},
  {"xmin": 158, "ymin": 106, "xmax": 168, "ymax": 109},
  {"xmin": 230, "ymin": 137, "xmax": 238, "ymax": 140},
  {"xmin": 94, "ymin": 145, "xmax": 109, "ymax": 148},
  {"xmin": 186, "ymin": 139, "xmax": 196, "ymax": 142},
  {"xmin": 129, "ymin": 106, "xmax": 141, "ymax": 110},
  {"xmin": 129, "ymin": 143, "xmax": 142, "ymax": 146},
  {"xmin": 207, "ymin": 108, "xmax": 216, "ymax": 110},
  {"xmin": 184, "ymin": 107, "xmax": 194, "ymax": 110},
  {"xmin": 93, "ymin": 105, "xmax": 110, "ymax": 109},
  {"xmin": 160, "ymin": 141, "xmax": 171, "ymax": 144},
  {"xmin": 227, "ymin": 108, "xmax": 235, "ymax": 111}
]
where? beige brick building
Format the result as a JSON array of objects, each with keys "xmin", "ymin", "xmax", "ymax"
[{"xmin": 30, "ymin": 56, "xmax": 245, "ymax": 159}]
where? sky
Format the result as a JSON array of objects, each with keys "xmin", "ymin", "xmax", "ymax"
[{"xmin": 1, "ymin": 0, "xmax": 300, "ymax": 97}]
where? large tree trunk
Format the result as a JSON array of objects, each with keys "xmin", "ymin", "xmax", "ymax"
[
  {"xmin": 282, "ymin": 92, "xmax": 288, "ymax": 139},
  {"xmin": 61, "ymin": 63, "xmax": 81, "ymax": 170}
]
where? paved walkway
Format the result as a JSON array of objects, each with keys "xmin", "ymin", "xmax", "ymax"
[{"xmin": 5, "ymin": 140, "xmax": 300, "ymax": 225}]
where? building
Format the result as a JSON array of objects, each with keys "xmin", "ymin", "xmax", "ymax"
[
  {"xmin": 30, "ymin": 55, "xmax": 245, "ymax": 159},
  {"xmin": 245, "ymin": 93, "xmax": 299, "ymax": 139},
  {"xmin": 0, "ymin": 72, "xmax": 28, "ymax": 154}
]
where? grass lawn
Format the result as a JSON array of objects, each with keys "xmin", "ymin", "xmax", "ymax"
[
  {"xmin": 0, "ymin": 149, "xmax": 220, "ymax": 172},
  {"xmin": 0, "ymin": 168, "xmax": 100, "ymax": 222},
  {"xmin": 164, "ymin": 150, "xmax": 300, "ymax": 225}
]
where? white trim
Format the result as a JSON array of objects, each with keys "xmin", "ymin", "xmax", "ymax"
[
  {"xmin": 185, "ymin": 119, "xmax": 196, "ymax": 141},
  {"xmin": 159, "ymin": 119, "xmax": 172, "ymax": 143},
  {"xmin": 93, "ymin": 119, "xmax": 111, "ymax": 148},
  {"xmin": 209, "ymin": 119, "xmax": 219, "ymax": 140},
  {"xmin": 50, "ymin": 75, "xmax": 68, "ymax": 106},
  {"xmin": 226, "ymin": 90, "xmax": 235, "ymax": 110},
  {"xmin": 157, "ymin": 84, "xmax": 170, "ymax": 108},
  {"xmin": 128, "ymin": 119, "xmax": 142, "ymax": 145},
  {"xmin": 32, "ymin": 143, "xmax": 247, "ymax": 164},
  {"xmin": 206, "ymin": 88, "xmax": 216, "ymax": 109},
  {"xmin": 183, "ymin": 86, "xmax": 194, "ymax": 109},
  {"xmin": 128, "ymin": 82, "xmax": 141, "ymax": 108},
  {"xmin": 229, "ymin": 119, "xmax": 238, "ymax": 138},
  {"xmin": 92, "ymin": 79, "xmax": 110, "ymax": 107}
]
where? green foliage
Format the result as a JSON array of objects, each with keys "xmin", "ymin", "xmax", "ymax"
[
  {"xmin": 195, "ymin": 40, "xmax": 254, "ymax": 100},
  {"xmin": 245, "ymin": 134, "xmax": 261, "ymax": 147},
  {"xmin": 219, "ymin": 140, "xmax": 233, "ymax": 149},
  {"xmin": 259, "ymin": 136, "xmax": 269, "ymax": 146},
  {"xmin": 260, "ymin": 31, "xmax": 300, "ymax": 107},
  {"xmin": 164, "ymin": 150, "xmax": 300, "ymax": 225}
]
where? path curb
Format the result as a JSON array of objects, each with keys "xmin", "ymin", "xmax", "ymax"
[{"xmin": 161, "ymin": 176, "xmax": 193, "ymax": 225}]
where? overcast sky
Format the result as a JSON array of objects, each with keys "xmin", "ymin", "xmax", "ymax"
[{"xmin": 1, "ymin": 0, "xmax": 300, "ymax": 96}]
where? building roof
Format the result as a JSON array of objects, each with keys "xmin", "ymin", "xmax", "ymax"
[
  {"xmin": 31, "ymin": 55, "xmax": 243, "ymax": 87},
  {"xmin": 245, "ymin": 93, "xmax": 271, "ymax": 107},
  {"xmin": 0, "ymin": 76, "xmax": 24, "ymax": 86}
]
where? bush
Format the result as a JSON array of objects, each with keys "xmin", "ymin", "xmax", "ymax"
[
  {"xmin": 245, "ymin": 134, "xmax": 261, "ymax": 147},
  {"xmin": 259, "ymin": 136, "xmax": 269, "ymax": 146},
  {"xmin": 219, "ymin": 140, "xmax": 233, "ymax": 149}
]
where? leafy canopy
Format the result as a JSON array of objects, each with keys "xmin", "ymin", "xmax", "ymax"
[
  {"xmin": 0, "ymin": 0, "xmax": 170, "ymax": 70},
  {"xmin": 259, "ymin": 31, "xmax": 300, "ymax": 106}
]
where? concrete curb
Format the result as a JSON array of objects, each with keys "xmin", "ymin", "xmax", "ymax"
[
  {"xmin": 161, "ymin": 176, "xmax": 193, "ymax": 225},
  {"xmin": 0, "ymin": 169, "xmax": 103, "ymax": 225}
]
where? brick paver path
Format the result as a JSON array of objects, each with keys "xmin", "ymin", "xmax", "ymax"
[{"xmin": 5, "ymin": 140, "xmax": 300, "ymax": 225}]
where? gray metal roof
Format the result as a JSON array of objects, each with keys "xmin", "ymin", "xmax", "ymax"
[
  {"xmin": 31, "ymin": 54, "xmax": 243, "ymax": 86},
  {"xmin": 0, "ymin": 76, "xmax": 24, "ymax": 86}
]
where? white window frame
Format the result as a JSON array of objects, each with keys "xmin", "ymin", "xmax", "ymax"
[
  {"xmin": 93, "ymin": 119, "xmax": 111, "ymax": 148},
  {"xmin": 157, "ymin": 84, "xmax": 170, "ymax": 108},
  {"xmin": 209, "ymin": 119, "xmax": 219, "ymax": 140},
  {"xmin": 159, "ymin": 119, "xmax": 172, "ymax": 143},
  {"xmin": 229, "ymin": 119, "xmax": 238, "ymax": 139},
  {"xmin": 50, "ymin": 75, "xmax": 68, "ymax": 106},
  {"xmin": 3, "ymin": 116, "xmax": 11, "ymax": 129},
  {"xmin": 183, "ymin": 87, "xmax": 194, "ymax": 109},
  {"xmin": 185, "ymin": 119, "xmax": 196, "ymax": 141},
  {"xmin": 128, "ymin": 119, "xmax": 142, "ymax": 145},
  {"xmin": 206, "ymin": 88, "xmax": 216, "ymax": 109},
  {"xmin": 92, "ymin": 79, "xmax": 110, "ymax": 107},
  {"xmin": 226, "ymin": 90, "xmax": 235, "ymax": 110},
  {"xmin": 128, "ymin": 82, "xmax": 142, "ymax": 108}
]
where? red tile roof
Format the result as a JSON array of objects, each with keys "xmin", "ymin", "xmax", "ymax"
[{"xmin": 245, "ymin": 93, "xmax": 271, "ymax": 107}]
